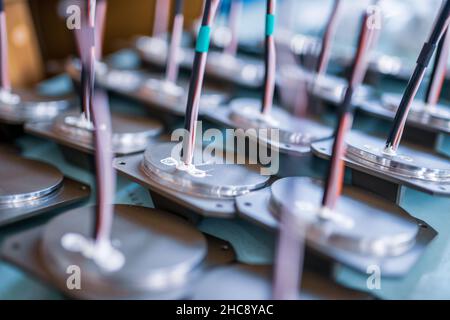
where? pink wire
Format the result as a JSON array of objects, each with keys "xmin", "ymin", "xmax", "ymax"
[
  {"xmin": 261, "ymin": 0, "xmax": 277, "ymax": 115},
  {"xmin": 0, "ymin": 4, "xmax": 10, "ymax": 91},
  {"xmin": 152, "ymin": 0, "xmax": 171, "ymax": 37},
  {"xmin": 224, "ymin": 0, "xmax": 242, "ymax": 56}
]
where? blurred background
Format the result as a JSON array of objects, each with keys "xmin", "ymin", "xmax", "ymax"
[{"xmin": 5, "ymin": 0, "xmax": 444, "ymax": 87}]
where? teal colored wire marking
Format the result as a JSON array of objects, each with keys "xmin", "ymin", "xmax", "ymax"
[
  {"xmin": 266, "ymin": 14, "xmax": 275, "ymax": 36},
  {"xmin": 196, "ymin": 26, "xmax": 211, "ymax": 53}
]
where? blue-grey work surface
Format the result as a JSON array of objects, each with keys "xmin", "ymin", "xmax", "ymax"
[{"xmin": 1, "ymin": 58, "xmax": 450, "ymax": 300}]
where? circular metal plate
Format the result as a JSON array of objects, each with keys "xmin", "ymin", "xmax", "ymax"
[
  {"xmin": 270, "ymin": 177, "xmax": 419, "ymax": 257},
  {"xmin": 139, "ymin": 78, "xmax": 226, "ymax": 113},
  {"xmin": 98, "ymin": 68, "xmax": 145, "ymax": 93},
  {"xmin": 229, "ymin": 98, "xmax": 333, "ymax": 146},
  {"xmin": 135, "ymin": 36, "xmax": 194, "ymax": 68},
  {"xmin": 382, "ymin": 93, "xmax": 450, "ymax": 123},
  {"xmin": 205, "ymin": 52, "xmax": 264, "ymax": 87},
  {"xmin": 53, "ymin": 112, "xmax": 163, "ymax": 154},
  {"xmin": 0, "ymin": 88, "xmax": 72, "ymax": 123},
  {"xmin": 67, "ymin": 59, "xmax": 145, "ymax": 93},
  {"xmin": 40, "ymin": 205, "xmax": 207, "ymax": 299},
  {"xmin": 369, "ymin": 54, "xmax": 407, "ymax": 78},
  {"xmin": 335, "ymin": 52, "xmax": 408, "ymax": 79},
  {"xmin": 345, "ymin": 131, "xmax": 450, "ymax": 182},
  {"xmin": 66, "ymin": 59, "xmax": 145, "ymax": 93},
  {"xmin": 0, "ymin": 153, "xmax": 63, "ymax": 207},
  {"xmin": 311, "ymin": 74, "xmax": 373, "ymax": 104},
  {"xmin": 142, "ymin": 142, "xmax": 269, "ymax": 198},
  {"xmin": 277, "ymin": 66, "xmax": 373, "ymax": 105}
]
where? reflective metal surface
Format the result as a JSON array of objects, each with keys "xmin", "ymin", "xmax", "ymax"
[
  {"xmin": 277, "ymin": 65, "xmax": 374, "ymax": 106},
  {"xmin": 270, "ymin": 177, "xmax": 419, "ymax": 257},
  {"xmin": 135, "ymin": 36, "xmax": 194, "ymax": 69},
  {"xmin": 0, "ymin": 88, "xmax": 73, "ymax": 124},
  {"xmin": 0, "ymin": 153, "xmax": 64, "ymax": 207},
  {"xmin": 311, "ymin": 74, "xmax": 373, "ymax": 105},
  {"xmin": 345, "ymin": 131, "xmax": 450, "ymax": 182},
  {"xmin": 230, "ymin": 98, "xmax": 332, "ymax": 143},
  {"xmin": 51, "ymin": 112, "xmax": 162, "ymax": 155},
  {"xmin": 139, "ymin": 77, "xmax": 227, "ymax": 115},
  {"xmin": 67, "ymin": 58, "xmax": 228, "ymax": 117},
  {"xmin": 205, "ymin": 52, "xmax": 264, "ymax": 88},
  {"xmin": 236, "ymin": 180, "xmax": 434, "ymax": 276},
  {"xmin": 142, "ymin": 142, "xmax": 269, "ymax": 198},
  {"xmin": 384, "ymin": 93, "xmax": 449, "ymax": 129},
  {"xmin": 115, "ymin": 152, "xmax": 264, "ymax": 218},
  {"xmin": 277, "ymin": 31, "xmax": 410, "ymax": 79},
  {"xmin": 358, "ymin": 95, "xmax": 450, "ymax": 135},
  {"xmin": 40, "ymin": 205, "xmax": 207, "ymax": 299},
  {"xmin": 206, "ymin": 98, "xmax": 332, "ymax": 155},
  {"xmin": 311, "ymin": 131, "xmax": 450, "ymax": 196},
  {"xmin": 97, "ymin": 66, "xmax": 144, "ymax": 93}
]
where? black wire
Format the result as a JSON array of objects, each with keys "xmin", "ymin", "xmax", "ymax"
[
  {"xmin": 174, "ymin": 0, "xmax": 184, "ymax": 16},
  {"xmin": 386, "ymin": 0, "xmax": 450, "ymax": 149},
  {"xmin": 424, "ymin": 28, "xmax": 448, "ymax": 103}
]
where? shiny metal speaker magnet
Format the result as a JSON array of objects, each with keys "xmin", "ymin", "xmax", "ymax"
[
  {"xmin": 1, "ymin": 205, "xmax": 236, "ymax": 299},
  {"xmin": 277, "ymin": 65, "xmax": 374, "ymax": 108},
  {"xmin": 0, "ymin": 88, "xmax": 75, "ymax": 139},
  {"xmin": 205, "ymin": 52, "xmax": 264, "ymax": 88},
  {"xmin": 358, "ymin": 94, "xmax": 450, "ymax": 154},
  {"xmin": 312, "ymin": 130, "xmax": 450, "ymax": 203},
  {"xmin": 114, "ymin": 141, "xmax": 270, "ymax": 219},
  {"xmin": 0, "ymin": 89, "xmax": 74, "ymax": 125},
  {"xmin": 25, "ymin": 111, "xmax": 163, "ymax": 168},
  {"xmin": 236, "ymin": 177, "xmax": 435, "ymax": 277},
  {"xmin": 203, "ymin": 97, "xmax": 333, "ymax": 177},
  {"xmin": 67, "ymin": 58, "xmax": 229, "ymax": 118},
  {"xmin": 0, "ymin": 153, "xmax": 90, "ymax": 226},
  {"xmin": 135, "ymin": 36, "xmax": 195, "ymax": 70}
]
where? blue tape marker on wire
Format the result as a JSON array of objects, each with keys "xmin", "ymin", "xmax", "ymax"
[
  {"xmin": 266, "ymin": 14, "xmax": 275, "ymax": 36},
  {"xmin": 196, "ymin": 26, "xmax": 212, "ymax": 53}
]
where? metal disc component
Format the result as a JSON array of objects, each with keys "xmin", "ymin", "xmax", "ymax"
[
  {"xmin": 135, "ymin": 36, "xmax": 194, "ymax": 69},
  {"xmin": 382, "ymin": 93, "xmax": 450, "ymax": 124},
  {"xmin": 40, "ymin": 205, "xmax": 208, "ymax": 299},
  {"xmin": 277, "ymin": 65, "xmax": 373, "ymax": 106},
  {"xmin": 97, "ymin": 67, "xmax": 145, "ymax": 93},
  {"xmin": 139, "ymin": 77, "xmax": 227, "ymax": 114},
  {"xmin": 270, "ymin": 177, "xmax": 419, "ymax": 257},
  {"xmin": 310, "ymin": 74, "xmax": 369, "ymax": 103},
  {"xmin": 66, "ymin": 58, "xmax": 145, "ymax": 93},
  {"xmin": 335, "ymin": 52, "xmax": 409, "ymax": 79},
  {"xmin": 0, "ymin": 88, "xmax": 73, "ymax": 124},
  {"xmin": 278, "ymin": 30, "xmax": 409, "ymax": 79},
  {"xmin": 114, "ymin": 154, "xmax": 240, "ymax": 218},
  {"xmin": 236, "ymin": 184, "xmax": 435, "ymax": 276},
  {"xmin": 142, "ymin": 142, "xmax": 269, "ymax": 198},
  {"xmin": 52, "ymin": 112, "xmax": 163, "ymax": 154},
  {"xmin": 67, "ymin": 59, "xmax": 227, "ymax": 115},
  {"xmin": 229, "ymin": 98, "xmax": 333, "ymax": 147},
  {"xmin": 205, "ymin": 52, "xmax": 264, "ymax": 88},
  {"xmin": 345, "ymin": 131, "xmax": 450, "ymax": 182},
  {"xmin": 141, "ymin": 78, "xmax": 184, "ymax": 105},
  {"xmin": 0, "ymin": 153, "xmax": 64, "ymax": 208},
  {"xmin": 368, "ymin": 53, "xmax": 408, "ymax": 79}
]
